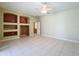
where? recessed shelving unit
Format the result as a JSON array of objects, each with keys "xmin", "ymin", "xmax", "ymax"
[
  {"xmin": 0, "ymin": 11, "xmax": 30, "ymax": 40},
  {"xmin": 19, "ymin": 16, "xmax": 30, "ymax": 37},
  {"xmin": 2, "ymin": 12, "xmax": 30, "ymax": 40},
  {"xmin": 3, "ymin": 13, "xmax": 18, "ymax": 39}
]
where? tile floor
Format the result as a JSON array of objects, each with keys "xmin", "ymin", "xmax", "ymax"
[{"xmin": 0, "ymin": 36, "xmax": 79, "ymax": 56}]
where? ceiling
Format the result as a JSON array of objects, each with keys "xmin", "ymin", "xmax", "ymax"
[{"xmin": 0, "ymin": 2, "xmax": 79, "ymax": 16}]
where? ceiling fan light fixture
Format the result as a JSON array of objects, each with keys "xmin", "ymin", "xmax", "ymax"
[
  {"xmin": 41, "ymin": 2, "xmax": 52, "ymax": 14},
  {"xmin": 41, "ymin": 10, "xmax": 47, "ymax": 13}
]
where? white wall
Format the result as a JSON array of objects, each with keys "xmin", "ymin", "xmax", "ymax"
[{"xmin": 40, "ymin": 7, "xmax": 79, "ymax": 42}]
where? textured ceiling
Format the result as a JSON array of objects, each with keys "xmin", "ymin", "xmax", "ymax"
[{"xmin": 0, "ymin": 2, "xmax": 79, "ymax": 16}]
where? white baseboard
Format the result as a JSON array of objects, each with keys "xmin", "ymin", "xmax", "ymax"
[{"xmin": 41, "ymin": 34, "xmax": 79, "ymax": 44}]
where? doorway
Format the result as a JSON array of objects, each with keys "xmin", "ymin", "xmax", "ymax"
[{"xmin": 34, "ymin": 22, "xmax": 40, "ymax": 35}]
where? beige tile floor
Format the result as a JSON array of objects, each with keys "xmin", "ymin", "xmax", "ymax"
[{"xmin": 0, "ymin": 36, "xmax": 79, "ymax": 56}]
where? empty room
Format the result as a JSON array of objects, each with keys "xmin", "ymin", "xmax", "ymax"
[{"xmin": 0, "ymin": 2, "xmax": 79, "ymax": 56}]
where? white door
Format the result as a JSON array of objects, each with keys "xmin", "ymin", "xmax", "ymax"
[{"xmin": 37, "ymin": 22, "xmax": 40, "ymax": 35}]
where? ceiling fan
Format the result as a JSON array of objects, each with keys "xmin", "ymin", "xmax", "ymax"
[{"xmin": 40, "ymin": 2, "xmax": 52, "ymax": 14}]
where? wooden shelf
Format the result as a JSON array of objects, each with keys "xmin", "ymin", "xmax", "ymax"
[
  {"xmin": 3, "ymin": 23, "xmax": 17, "ymax": 25},
  {"xmin": 20, "ymin": 23, "xmax": 30, "ymax": 26},
  {"xmin": 3, "ymin": 29, "xmax": 18, "ymax": 32},
  {"xmin": 4, "ymin": 35, "xmax": 19, "ymax": 40}
]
